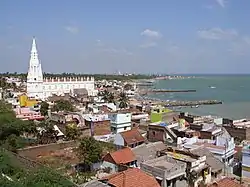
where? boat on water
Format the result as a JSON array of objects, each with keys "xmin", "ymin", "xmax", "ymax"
[
  {"xmin": 209, "ymin": 86, "xmax": 216, "ymax": 89},
  {"xmin": 191, "ymin": 105, "xmax": 199, "ymax": 108}
]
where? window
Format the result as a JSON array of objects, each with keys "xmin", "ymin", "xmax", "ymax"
[
  {"xmin": 124, "ymin": 127, "xmax": 127, "ymax": 130},
  {"xmin": 34, "ymin": 78, "xmax": 37, "ymax": 81},
  {"xmin": 153, "ymin": 131, "xmax": 156, "ymax": 136}
]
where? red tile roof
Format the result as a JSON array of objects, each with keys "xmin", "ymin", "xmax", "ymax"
[
  {"xmin": 101, "ymin": 168, "xmax": 160, "ymax": 187},
  {"xmin": 103, "ymin": 147, "xmax": 136, "ymax": 165},
  {"xmin": 208, "ymin": 178, "xmax": 243, "ymax": 187},
  {"xmin": 120, "ymin": 128, "xmax": 145, "ymax": 145}
]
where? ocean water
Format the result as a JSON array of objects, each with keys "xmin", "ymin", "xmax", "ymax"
[{"xmin": 150, "ymin": 75, "xmax": 250, "ymax": 119}]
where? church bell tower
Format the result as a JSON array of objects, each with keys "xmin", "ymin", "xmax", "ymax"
[{"xmin": 26, "ymin": 37, "xmax": 44, "ymax": 99}]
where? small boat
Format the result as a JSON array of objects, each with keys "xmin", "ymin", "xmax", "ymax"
[
  {"xmin": 191, "ymin": 105, "xmax": 199, "ymax": 108},
  {"xmin": 209, "ymin": 86, "xmax": 216, "ymax": 89}
]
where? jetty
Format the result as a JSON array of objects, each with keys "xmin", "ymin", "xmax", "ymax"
[
  {"xmin": 157, "ymin": 100, "xmax": 222, "ymax": 107},
  {"xmin": 150, "ymin": 89, "xmax": 196, "ymax": 93}
]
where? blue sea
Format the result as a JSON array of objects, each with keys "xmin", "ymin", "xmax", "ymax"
[{"xmin": 150, "ymin": 75, "xmax": 250, "ymax": 119}]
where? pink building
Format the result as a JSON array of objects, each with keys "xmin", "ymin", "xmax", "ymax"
[{"xmin": 14, "ymin": 107, "xmax": 45, "ymax": 121}]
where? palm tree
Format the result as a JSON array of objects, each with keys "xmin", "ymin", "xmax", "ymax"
[
  {"xmin": 118, "ymin": 92, "xmax": 129, "ymax": 109},
  {"xmin": 100, "ymin": 90, "xmax": 115, "ymax": 103}
]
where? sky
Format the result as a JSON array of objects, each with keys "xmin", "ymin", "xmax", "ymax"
[{"xmin": 1, "ymin": 0, "xmax": 250, "ymax": 74}]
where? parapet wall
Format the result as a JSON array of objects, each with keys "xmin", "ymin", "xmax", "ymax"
[{"xmin": 43, "ymin": 76, "xmax": 94, "ymax": 82}]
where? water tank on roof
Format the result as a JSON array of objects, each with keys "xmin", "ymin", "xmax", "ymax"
[{"xmin": 160, "ymin": 122, "xmax": 167, "ymax": 127}]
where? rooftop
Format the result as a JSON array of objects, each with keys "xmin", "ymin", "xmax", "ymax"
[
  {"xmin": 103, "ymin": 147, "xmax": 136, "ymax": 165},
  {"xmin": 132, "ymin": 142, "xmax": 166, "ymax": 165},
  {"xmin": 208, "ymin": 177, "xmax": 243, "ymax": 187},
  {"xmin": 140, "ymin": 155, "xmax": 186, "ymax": 180},
  {"xmin": 100, "ymin": 168, "xmax": 160, "ymax": 187},
  {"xmin": 120, "ymin": 128, "xmax": 145, "ymax": 145}
]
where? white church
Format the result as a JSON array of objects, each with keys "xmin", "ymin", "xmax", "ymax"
[{"xmin": 26, "ymin": 38, "xmax": 97, "ymax": 100}]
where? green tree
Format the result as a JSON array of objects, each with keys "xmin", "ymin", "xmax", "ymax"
[
  {"xmin": 100, "ymin": 90, "xmax": 115, "ymax": 103},
  {"xmin": 65, "ymin": 123, "xmax": 81, "ymax": 141},
  {"xmin": 52, "ymin": 99, "xmax": 74, "ymax": 112},
  {"xmin": 40, "ymin": 101, "xmax": 49, "ymax": 116},
  {"xmin": 22, "ymin": 167, "xmax": 74, "ymax": 187},
  {"xmin": 118, "ymin": 92, "xmax": 129, "ymax": 109},
  {"xmin": 77, "ymin": 137, "xmax": 103, "ymax": 165},
  {"xmin": 37, "ymin": 121, "xmax": 58, "ymax": 144},
  {"xmin": 124, "ymin": 83, "xmax": 133, "ymax": 91}
]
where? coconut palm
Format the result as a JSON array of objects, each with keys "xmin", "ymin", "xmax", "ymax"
[
  {"xmin": 100, "ymin": 90, "xmax": 115, "ymax": 103},
  {"xmin": 118, "ymin": 92, "xmax": 129, "ymax": 109}
]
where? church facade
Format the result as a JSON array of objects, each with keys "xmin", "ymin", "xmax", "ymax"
[{"xmin": 26, "ymin": 38, "xmax": 96, "ymax": 100}]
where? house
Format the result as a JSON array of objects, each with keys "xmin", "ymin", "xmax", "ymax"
[
  {"xmin": 108, "ymin": 112, "xmax": 132, "ymax": 133},
  {"xmin": 158, "ymin": 148, "xmax": 212, "ymax": 187},
  {"xmin": 14, "ymin": 107, "xmax": 45, "ymax": 121},
  {"xmin": 99, "ymin": 168, "xmax": 160, "ymax": 187},
  {"xmin": 150, "ymin": 106, "xmax": 176, "ymax": 123},
  {"xmin": 84, "ymin": 114, "xmax": 111, "ymax": 136},
  {"xmin": 140, "ymin": 155, "xmax": 186, "ymax": 187},
  {"xmin": 132, "ymin": 142, "xmax": 166, "ymax": 166},
  {"xmin": 182, "ymin": 134, "xmax": 236, "ymax": 171},
  {"xmin": 189, "ymin": 147, "xmax": 224, "ymax": 179},
  {"xmin": 148, "ymin": 122, "xmax": 177, "ymax": 144},
  {"xmin": 102, "ymin": 147, "xmax": 137, "ymax": 173},
  {"xmin": 113, "ymin": 128, "xmax": 145, "ymax": 148}
]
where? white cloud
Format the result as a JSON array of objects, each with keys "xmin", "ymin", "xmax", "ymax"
[
  {"xmin": 141, "ymin": 29, "xmax": 162, "ymax": 38},
  {"xmin": 216, "ymin": 0, "xmax": 226, "ymax": 8},
  {"xmin": 64, "ymin": 26, "xmax": 79, "ymax": 34},
  {"xmin": 197, "ymin": 28, "xmax": 238, "ymax": 40}
]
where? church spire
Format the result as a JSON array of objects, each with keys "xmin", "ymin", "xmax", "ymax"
[{"xmin": 31, "ymin": 37, "xmax": 37, "ymax": 53}]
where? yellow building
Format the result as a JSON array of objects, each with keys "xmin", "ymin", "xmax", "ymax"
[{"xmin": 19, "ymin": 94, "xmax": 38, "ymax": 107}]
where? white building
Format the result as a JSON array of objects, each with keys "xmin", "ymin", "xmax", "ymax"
[
  {"xmin": 108, "ymin": 112, "xmax": 132, "ymax": 133},
  {"xmin": 242, "ymin": 144, "xmax": 250, "ymax": 178},
  {"xmin": 26, "ymin": 38, "xmax": 97, "ymax": 100}
]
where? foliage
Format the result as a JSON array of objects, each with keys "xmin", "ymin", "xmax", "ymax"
[
  {"xmin": 0, "ymin": 101, "xmax": 38, "ymax": 151},
  {"xmin": 77, "ymin": 137, "xmax": 103, "ymax": 165},
  {"xmin": 52, "ymin": 99, "xmax": 74, "ymax": 112},
  {"xmin": 71, "ymin": 171, "xmax": 94, "ymax": 184},
  {"xmin": 22, "ymin": 167, "xmax": 74, "ymax": 187},
  {"xmin": 36, "ymin": 121, "xmax": 58, "ymax": 144},
  {"xmin": 118, "ymin": 92, "xmax": 129, "ymax": 109},
  {"xmin": 99, "ymin": 90, "xmax": 115, "ymax": 103},
  {"xmin": 0, "ymin": 77, "xmax": 17, "ymax": 91},
  {"xmin": 65, "ymin": 123, "xmax": 81, "ymax": 141},
  {"xmin": 124, "ymin": 83, "xmax": 133, "ymax": 91},
  {"xmin": 0, "ymin": 149, "xmax": 74, "ymax": 187},
  {"xmin": 40, "ymin": 101, "xmax": 49, "ymax": 116},
  {"xmin": 0, "ymin": 73, "xmax": 154, "ymax": 81}
]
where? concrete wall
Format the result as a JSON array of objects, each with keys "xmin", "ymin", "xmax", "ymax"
[
  {"xmin": 17, "ymin": 141, "xmax": 77, "ymax": 160},
  {"xmin": 113, "ymin": 133, "xmax": 125, "ymax": 146},
  {"xmin": 85, "ymin": 120, "xmax": 111, "ymax": 136},
  {"xmin": 223, "ymin": 126, "xmax": 250, "ymax": 141},
  {"xmin": 102, "ymin": 161, "xmax": 117, "ymax": 173},
  {"xmin": 148, "ymin": 126, "xmax": 165, "ymax": 142}
]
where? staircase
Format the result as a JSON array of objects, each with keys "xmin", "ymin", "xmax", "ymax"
[{"xmin": 165, "ymin": 126, "xmax": 177, "ymax": 142}]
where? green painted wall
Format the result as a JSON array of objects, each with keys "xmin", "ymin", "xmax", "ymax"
[{"xmin": 150, "ymin": 107, "xmax": 172, "ymax": 123}]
